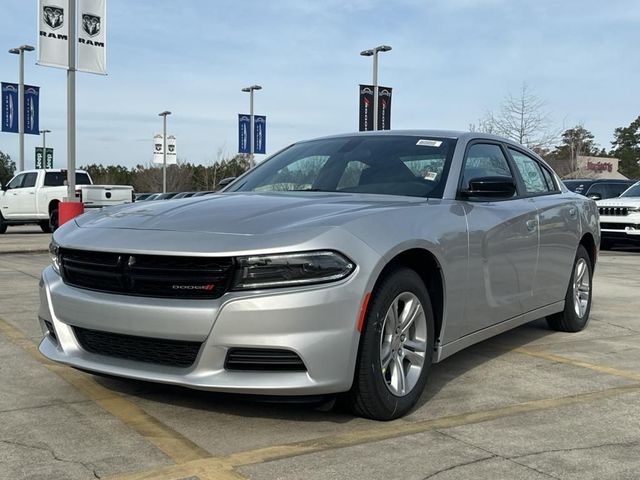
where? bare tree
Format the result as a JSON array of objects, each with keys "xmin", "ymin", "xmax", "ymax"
[{"xmin": 473, "ymin": 83, "xmax": 559, "ymax": 151}]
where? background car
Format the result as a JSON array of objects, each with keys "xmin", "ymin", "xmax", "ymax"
[
  {"xmin": 597, "ymin": 181, "xmax": 640, "ymax": 249},
  {"xmin": 41, "ymin": 131, "xmax": 598, "ymax": 420},
  {"xmin": 563, "ymin": 178, "xmax": 636, "ymax": 200}
]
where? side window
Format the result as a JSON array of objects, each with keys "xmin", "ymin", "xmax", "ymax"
[
  {"xmin": 461, "ymin": 143, "xmax": 513, "ymax": 190},
  {"xmin": 22, "ymin": 173, "xmax": 38, "ymax": 188},
  {"xmin": 509, "ymin": 149, "xmax": 550, "ymax": 194},
  {"xmin": 6, "ymin": 174, "xmax": 25, "ymax": 190},
  {"xmin": 539, "ymin": 166, "xmax": 557, "ymax": 191}
]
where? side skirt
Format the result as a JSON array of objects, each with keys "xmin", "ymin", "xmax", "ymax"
[{"xmin": 433, "ymin": 301, "xmax": 564, "ymax": 363}]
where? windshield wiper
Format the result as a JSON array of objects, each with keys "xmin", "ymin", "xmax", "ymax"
[{"xmin": 287, "ymin": 188, "xmax": 331, "ymax": 192}]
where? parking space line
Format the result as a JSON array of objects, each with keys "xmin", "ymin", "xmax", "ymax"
[
  {"xmin": 514, "ymin": 347, "xmax": 640, "ymax": 382},
  {"xmin": 107, "ymin": 382, "xmax": 640, "ymax": 480},
  {"xmin": 0, "ymin": 316, "xmax": 211, "ymax": 464}
]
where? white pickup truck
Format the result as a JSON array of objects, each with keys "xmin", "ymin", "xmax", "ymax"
[{"xmin": 0, "ymin": 169, "xmax": 134, "ymax": 233}]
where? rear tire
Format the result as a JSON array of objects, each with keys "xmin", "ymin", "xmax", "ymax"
[
  {"xmin": 39, "ymin": 220, "xmax": 52, "ymax": 233},
  {"xmin": 348, "ymin": 267, "xmax": 434, "ymax": 420},
  {"xmin": 547, "ymin": 245, "xmax": 593, "ymax": 332},
  {"xmin": 0, "ymin": 214, "xmax": 6, "ymax": 234},
  {"xmin": 49, "ymin": 208, "xmax": 59, "ymax": 232}
]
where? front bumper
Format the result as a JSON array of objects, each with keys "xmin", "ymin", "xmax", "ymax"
[
  {"xmin": 38, "ymin": 265, "xmax": 367, "ymax": 395},
  {"xmin": 600, "ymin": 214, "xmax": 640, "ymax": 241}
]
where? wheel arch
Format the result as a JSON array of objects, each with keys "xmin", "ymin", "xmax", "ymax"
[
  {"xmin": 48, "ymin": 199, "xmax": 60, "ymax": 214},
  {"xmin": 580, "ymin": 232, "xmax": 597, "ymax": 267},
  {"xmin": 370, "ymin": 247, "xmax": 445, "ymax": 348}
]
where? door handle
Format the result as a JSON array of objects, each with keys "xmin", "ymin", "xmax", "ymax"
[{"xmin": 526, "ymin": 219, "xmax": 538, "ymax": 232}]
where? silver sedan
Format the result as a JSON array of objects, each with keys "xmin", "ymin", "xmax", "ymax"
[{"xmin": 39, "ymin": 131, "xmax": 599, "ymax": 420}]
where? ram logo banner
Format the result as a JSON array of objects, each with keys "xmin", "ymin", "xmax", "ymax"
[
  {"xmin": 82, "ymin": 13, "xmax": 100, "ymax": 36},
  {"xmin": 1, "ymin": 83, "xmax": 40, "ymax": 134},
  {"xmin": 44, "ymin": 5, "xmax": 64, "ymax": 29},
  {"xmin": 78, "ymin": 0, "xmax": 107, "ymax": 75},
  {"xmin": 1, "ymin": 83, "xmax": 18, "ymax": 133},
  {"xmin": 153, "ymin": 134, "xmax": 177, "ymax": 164},
  {"xmin": 254, "ymin": 115, "xmax": 266, "ymax": 154},
  {"xmin": 238, "ymin": 114, "xmax": 250, "ymax": 154},
  {"xmin": 358, "ymin": 84, "xmax": 392, "ymax": 131},
  {"xmin": 38, "ymin": 0, "xmax": 70, "ymax": 69}
]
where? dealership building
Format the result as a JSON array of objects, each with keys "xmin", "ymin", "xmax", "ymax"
[{"xmin": 550, "ymin": 155, "xmax": 628, "ymax": 179}]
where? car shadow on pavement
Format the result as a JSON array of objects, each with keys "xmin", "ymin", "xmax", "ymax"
[{"xmin": 89, "ymin": 318, "xmax": 558, "ymax": 423}]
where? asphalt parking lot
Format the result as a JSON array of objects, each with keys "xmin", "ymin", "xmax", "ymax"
[{"xmin": 1, "ymin": 242, "xmax": 640, "ymax": 480}]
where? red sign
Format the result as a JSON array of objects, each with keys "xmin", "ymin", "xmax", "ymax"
[{"xmin": 587, "ymin": 161, "xmax": 613, "ymax": 173}]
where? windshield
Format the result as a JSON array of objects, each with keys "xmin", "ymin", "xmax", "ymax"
[
  {"xmin": 228, "ymin": 135, "xmax": 456, "ymax": 198},
  {"xmin": 620, "ymin": 183, "xmax": 640, "ymax": 198}
]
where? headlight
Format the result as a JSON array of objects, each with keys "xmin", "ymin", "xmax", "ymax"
[
  {"xmin": 233, "ymin": 251, "xmax": 355, "ymax": 290},
  {"xmin": 49, "ymin": 241, "xmax": 61, "ymax": 274}
]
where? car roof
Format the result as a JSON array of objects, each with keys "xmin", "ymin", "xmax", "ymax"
[{"xmin": 15, "ymin": 169, "xmax": 88, "ymax": 174}]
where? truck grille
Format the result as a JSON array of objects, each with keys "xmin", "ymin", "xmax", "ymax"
[
  {"xmin": 600, "ymin": 223, "xmax": 638, "ymax": 231},
  {"xmin": 599, "ymin": 207, "xmax": 629, "ymax": 216},
  {"xmin": 59, "ymin": 248, "xmax": 234, "ymax": 299},
  {"xmin": 225, "ymin": 348, "xmax": 307, "ymax": 371},
  {"xmin": 73, "ymin": 326, "xmax": 202, "ymax": 368}
]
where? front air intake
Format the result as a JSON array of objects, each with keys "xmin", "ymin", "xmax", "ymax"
[{"xmin": 225, "ymin": 348, "xmax": 307, "ymax": 371}]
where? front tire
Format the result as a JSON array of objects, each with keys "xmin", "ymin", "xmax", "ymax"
[
  {"xmin": 348, "ymin": 267, "xmax": 434, "ymax": 420},
  {"xmin": 547, "ymin": 245, "xmax": 593, "ymax": 332}
]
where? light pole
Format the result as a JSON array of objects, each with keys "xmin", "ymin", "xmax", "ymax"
[
  {"xmin": 9, "ymin": 44, "xmax": 35, "ymax": 172},
  {"xmin": 360, "ymin": 45, "xmax": 392, "ymax": 131},
  {"xmin": 158, "ymin": 111, "xmax": 171, "ymax": 193},
  {"xmin": 40, "ymin": 129, "xmax": 51, "ymax": 150},
  {"xmin": 241, "ymin": 85, "xmax": 262, "ymax": 168}
]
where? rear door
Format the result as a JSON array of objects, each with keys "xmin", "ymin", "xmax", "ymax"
[
  {"xmin": 508, "ymin": 148, "xmax": 579, "ymax": 309},
  {"xmin": 455, "ymin": 142, "xmax": 539, "ymax": 339}
]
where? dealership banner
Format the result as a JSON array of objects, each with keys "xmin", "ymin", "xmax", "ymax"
[
  {"xmin": 359, "ymin": 84, "xmax": 392, "ymax": 131},
  {"xmin": 254, "ymin": 115, "xmax": 266, "ymax": 154},
  {"xmin": 377, "ymin": 87, "xmax": 392, "ymax": 131},
  {"xmin": 35, "ymin": 147, "xmax": 54, "ymax": 169},
  {"xmin": 238, "ymin": 114, "xmax": 250, "ymax": 153},
  {"xmin": 23, "ymin": 85, "xmax": 40, "ymax": 135},
  {"xmin": 153, "ymin": 134, "xmax": 177, "ymax": 164},
  {"xmin": 1, "ymin": 83, "xmax": 18, "ymax": 133},
  {"xmin": 38, "ymin": 0, "xmax": 70, "ymax": 69},
  {"xmin": 1, "ymin": 83, "xmax": 39, "ymax": 134},
  {"xmin": 77, "ymin": 0, "xmax": 107, "ymax": 75},
  {"xmin": 358, "ymin": 85, "xmax": 374, "ymax": 132}
]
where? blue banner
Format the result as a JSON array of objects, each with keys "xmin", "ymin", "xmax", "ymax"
[
  {"xmin": 24, "ymin": 85, "xmax": 40, "ymax": 135},
  {"xmin": 254, "ymin": 115, "xmax": 266, "ymax": 154},
  {"xmin": 1, "ymin": 82, "xmax": 18, "ymax": 133},
  {"xmin": 238, "ymin": 114, "xmax": 250, "ymax": 154},
  {"xmin": 1, "ymin": 83, "xmax": 40, "ymax": 134}
]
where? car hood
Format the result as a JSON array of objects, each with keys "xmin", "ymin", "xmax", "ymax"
[{"xmin": 75, "ymin": 192, "xmax": 424, "ymax": 235}]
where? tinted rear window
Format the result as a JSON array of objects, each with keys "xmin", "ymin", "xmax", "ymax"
[{"xmin": 44, "ymin": 172, "xmax": 91, "ymax": 186}]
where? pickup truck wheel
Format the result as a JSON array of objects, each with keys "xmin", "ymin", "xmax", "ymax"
[
  {"xmin": 49, "ymin": 208, "xmax": 59, "ymax": 232},
  {"xmin": 39, "ymin": 221, "xmax": 52, "ymax": 233},
  {"xmin": 348, "ymin": 267, "xmax": 434, "ymax": 420},
  {"xmin": 0, "ymin": 214, "xmax": 6, "ymax": 234}
]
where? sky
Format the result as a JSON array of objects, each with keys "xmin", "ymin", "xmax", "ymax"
[{"xmin": 0, "ymin": 0, "xmax": 639, "ymax": 170}]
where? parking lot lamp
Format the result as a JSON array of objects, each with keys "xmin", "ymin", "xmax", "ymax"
[
  {"xmin": 8, "ymin": 44, "xmax": 35, "ymax": 172},
  {"xmin": 158, "ymin": 111, "xmax": 171, "ymax": 193},
  {"xmin": 360, "ymin": 45, "xmax": 392, "ymax": 131},
  {"xmin": 241, "ymin": 85, "xmax": 262, "ymax": 168}
]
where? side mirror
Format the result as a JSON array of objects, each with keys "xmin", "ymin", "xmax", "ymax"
[
  {"xmin": 588, "ymin": 193, "xmax": 602, "ymax": 201},
  {"xmin": 461, "ymin": 176, "xmax": 517, "ymax": 199},
  {"xmin": 218, "ymin": 177, "xmax": 236, "ymax": 189}
]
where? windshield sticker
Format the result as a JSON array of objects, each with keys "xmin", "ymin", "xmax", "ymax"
[
  {"xmin": 423, "ymin": 172, "xmax": 438, "ymax": 181},
  {"xmin": 416, "ymin": 139, "xmax": 443, "ymax": 147}
]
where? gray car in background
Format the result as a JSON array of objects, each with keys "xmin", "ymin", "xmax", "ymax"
[{"xmin": 39, "ymin": 131, "xmax": 599, "ymax": 420}]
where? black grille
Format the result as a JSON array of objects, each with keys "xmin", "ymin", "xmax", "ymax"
[
  {"xmin": 225, "ymin": 348, "xmax": 307, "ymax": 371},
  {"xmin": 59, "ymin": 248, "xmax": 235, "ymax": 299},
  {"xmin": 599, "ymin": 207, "xmax": 629, "ymax": 216},
  {"xmin": 43, "ymin": 320, "xmax": 57, "ymax": 343},
  {"xmin": 601, "ymin": 223, "xmax": 637, "ymax": 230},
  {"xmin": 73, "ymin": 326, "xmax": 201, "ymax": 368}
]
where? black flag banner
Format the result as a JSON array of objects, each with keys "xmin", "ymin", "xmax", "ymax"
[{"xmin": 359, "ymin": 85, "xmax": 392, "ymax": 131}]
